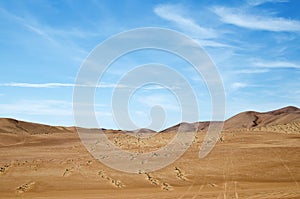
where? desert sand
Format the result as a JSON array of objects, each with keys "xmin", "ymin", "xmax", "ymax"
[{"xmin": 0, "ymin": 106, "xmax": 299, "ymax": 198}]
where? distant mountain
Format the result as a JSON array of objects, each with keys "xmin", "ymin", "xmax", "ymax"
[{"xmin": 0, "ymin": 106, "xmax": 299, "ymax": 135}]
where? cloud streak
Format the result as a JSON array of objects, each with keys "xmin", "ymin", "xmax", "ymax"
[
  {"xmin": 0, "ymin": 82, "xmax": 75, "ymax": 88},
  {"xmin": 233, "ymin": 69, "xmax": 270, "ymax": 74},
  {"xmin": 154, "ymin": 4, "xmax": 217, "ymax": 39},
  {"xmin": 231, "ymin": 82, "xmax": 248, "ymax": 89},
  {"xmin": 213, "ymin": 6, "xmax": 300, "ymax": 32},
  {"xmin": 247, "ymin": 0, "xmax": 289, "ymax": 6},
  {"xmin": 154, "ymin": 4, "xmax": 235, "ymax": 48},
  {"xmin": 0, "ymin": 82, "xmax": 183, "ymax": 90},
  {"xmin": 0, "ymin": 99, "xmax": 112, "ymax": 127},
  {"xmin": 0, "ymin": 6, "xmax": 90, "ymax": 57},
  {"xmin": 0, "ymin": 100, "xmax": 72, "ymax": 117},
  {"xmin": 254, "ymin": 61, "xmax": 300, "ymax": 69},
  {"xmin": 137, "ymin": 94, "xmax": 180, "ymax": 112},
  {"xmin": 0, "ymin": 82, "xmax": 129, "ymax": 89}
]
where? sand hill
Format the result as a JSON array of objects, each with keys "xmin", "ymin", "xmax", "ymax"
[
  {"xmin": 0, "ymin": 106, "xmax": 299, "ymax": 198},
  {"xmin": 1, "ymin": 106, "xmax": 299, "ymax": 136},
  {"xmin": 161, "ymin": 106, "xmax": 300, "ymax": 133},
  {"xmin": 0, "ymin": 118, "xmax": 74, "ymax": 135},
  {"xmin": 224, "ymin": 106, "xmax": 300, "ymax": 130}
]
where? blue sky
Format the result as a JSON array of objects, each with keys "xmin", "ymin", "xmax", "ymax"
[{"xmin": 0, "ymin": 0, "xmax": 300, "ymax": 129}]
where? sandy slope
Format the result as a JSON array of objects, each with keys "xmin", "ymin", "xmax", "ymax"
[
  {"xmin": 0, "ymin": 107, "xmax": 299, "ymax": 198},
  {"xmin": 224, "ymin": 106, "xmax": 300, "ymax": 130},
  {"xmin": 161, "ymin": 106, "xmax": 300, "ymax": 133}
]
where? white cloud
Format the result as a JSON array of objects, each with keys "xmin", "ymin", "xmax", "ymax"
[
  {"xmin": 247, "ymin": 0, "xmax": 289, "ymax": 6},
  {"xmin": 24, "ymin": 24, "xmax": 59, "ymax": 46},
  {"xmin": 213, "ymin": 6, "xmax": 300, "ymax": 32},
  {"xmin": 140, "ymin": 84, "xmax": 181, "ymax": 91},
  {"xmin": 135, "ymin": 110, "xmax": 147, "ymax": 117},
  {"xmin": 0, "ymin": 99, "xmax": 113, "ymax": 127},
  {"xmin": 233, "ymin": 69, "xmax": 270, "ymax": 74},
  {"xmin": 0, "ymin": 82, "xmax": 129, "ymax": 89},
  {"xmin": 0, "ymin": 6, "xmax": 89, "ymax": 57},
  {"xmin": 231, "ymin": 82, "xmax": 248, "ymax": 89},
  {"xmin": 137, "ymin": 94, "xmax": 180, "ymax": 112},
  {"xmin": 154, "ymin": 4, "xmax": 217, "ymax": 39},
  {"xmin": 0, "ymin": 100, "xmax": 72, "ymax": 116},
  {"xmin": 0, "ymin": 82, "xmax": 74, "ymax": 88},
  {"xmin": 154, "ymin": 4, "xmax": 236, "ymax": 48},
  {"xmin": 254, "ymin": 61, "xmax": 300, "ymax": 69},
  {"xmin": 196, "ymin": 39, "xmax": 233, "ymax": 48}
]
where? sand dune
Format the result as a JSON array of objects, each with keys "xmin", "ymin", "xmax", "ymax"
[
  {"xmin": 0, "ymin": 106, "xmax": 299, "ymax": 198},
  {"xmin": 0, "ymin": 118, "xmax": 75, "ymax": 135},
  {"xmin": 162, "ymin": 106, "xmax": 300, "ymax": 133},
  {"xmin": 224, "ymin": 106, "xmax": 300, "ymax": 130},
  {"xmin": 1, "ymin": 106, "xmax": 299, "ymax": 136}
]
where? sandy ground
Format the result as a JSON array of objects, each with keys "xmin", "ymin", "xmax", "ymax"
[{"xmin": 0, "ymin": 121, "xmax": 299, "ymax": 198}]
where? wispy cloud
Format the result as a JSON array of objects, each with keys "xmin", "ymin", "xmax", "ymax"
[
  {"xmin": 140, "ymin": 84, "xmax": 181, "ymax": 91},
  {"xmin": 137, "ymin": 94, "xmax": 180, "ymax": 112},
  {"xmin": 233, "ymin": 69, "xmax": 270, "ymax": 74},
  {"xmin": 231, "ymin": 82, "xmax": 248, "ymax": 89},
  {"xmin": 0, "ymin": 82, "xmax": 129, "ymax": 89},
  {"xmin": 24, "ymin": 23, "xmax": 98, "ymax": 42},
  {"xmin": 213, "ymin": 6, "xmax": 300, "ymax": 32},
  {"xmin": 0, "ymin": 82, "xmax": 183, "ymax": 90},
  {"xmin": 0, "ymin": 99, "xmax": 112, "ymax": 127},
  {"xmin": 154, "ymin": 4, "xmax": 217, "ymax": 39},
  {"xmin": 0, "ymin": 82, "xmax": 74, "ymax": 88},
  {"xmin": 247, "ymin": 0, "xmax": 289, "ymax": 6},
  {"xmin": 254, "ymin": 61, "xmax": 300, "ymax": 69},
  {"xmin": 154, "ymin": 4, "xmax": 236, "ymax": 48},
  {"xmin": 24, "ymin": 24, "xmax": 59, "ymax": 46},
  {"xmin": 195, "ymin": 39, "xmax": 234, "ymax": 48},
  {"xmin": 0, "ymin": 100, "xmax": 72, "ymax": 116},
  {"xmin": 0, "ymin": 6, "xmax": 90, "ymax": 57}
]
